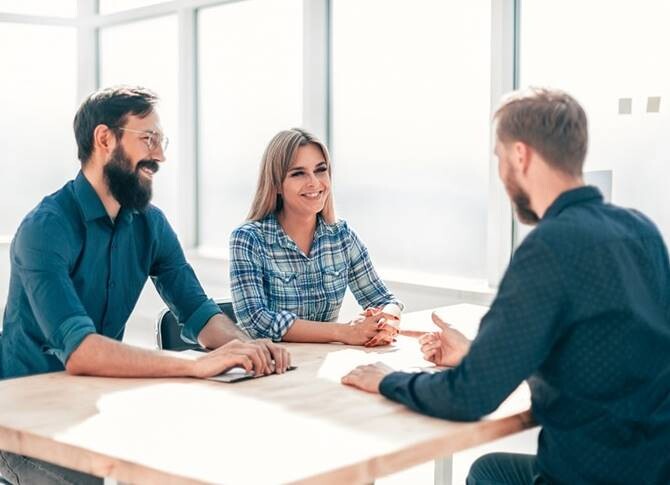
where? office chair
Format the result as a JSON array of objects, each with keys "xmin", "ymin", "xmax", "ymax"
[{"xmin": 155, "ymin": 298, "xmax": 236, "ymax": 351}]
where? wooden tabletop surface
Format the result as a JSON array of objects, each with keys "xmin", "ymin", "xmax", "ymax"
[{"xmin": 0, "ymin": 304, "xmax": 533, "ymax": 484}]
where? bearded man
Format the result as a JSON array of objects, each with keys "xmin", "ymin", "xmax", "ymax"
[
  {"xmin": 343, "ymin": 88, "xmax": 670, "ymax": 485},
  {"xmin": 0, "ymin": 86, "xmax": 290, "ymax": 484}
]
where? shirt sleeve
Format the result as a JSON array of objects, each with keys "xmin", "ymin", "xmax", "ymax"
[
  {"xmin": 229, "ymin": 228, "xmax": 297, "ymax": 341},
  {"xmin": 345, "ymin": 225, "xmax": 404, "ymax": 311},
  {"xmin": 150, "ymin": 211, "xmax": 221, "ymax": 345},
  {"xmin": 11, "ymin": 212, "xmax": 97, "ymax": 365},
  {"xmin": 380, "ymin": 236, "xmax": 565, "ymax": 421}
]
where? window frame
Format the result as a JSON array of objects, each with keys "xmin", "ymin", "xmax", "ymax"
[{"xmin": 0, "ymin": 0, "xmax": 518, "ymax": 290}]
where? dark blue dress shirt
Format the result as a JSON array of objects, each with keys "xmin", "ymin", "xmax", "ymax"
[
  {"xmin": 381, "ymin": 186, "xmax": 670, "ymax": 484},
  {"xmin": 1, "ymin": 172, "xmax": 221, "ymax": 379}
]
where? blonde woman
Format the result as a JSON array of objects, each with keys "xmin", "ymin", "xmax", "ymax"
[{"xmin": 229, "ymin": 128, "xmax": 403, "ymax": 346}]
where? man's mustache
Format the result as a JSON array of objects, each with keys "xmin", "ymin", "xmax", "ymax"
[{"xmin": 136, "ymin": 160, "xmax": 160, "ymax": 174}]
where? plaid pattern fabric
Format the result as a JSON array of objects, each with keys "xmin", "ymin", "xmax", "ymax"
[{"xmin": 229, "ymin": 214, "xmax": 402, "ymax": 340}]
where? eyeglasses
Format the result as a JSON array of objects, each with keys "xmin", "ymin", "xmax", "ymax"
[{"xmin": 118, "ymin": 127, "xmax": 170, "ymax": 152}]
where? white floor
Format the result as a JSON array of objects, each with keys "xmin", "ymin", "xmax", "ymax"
[{"xmin": 0, "ymin": 245, "xmax": 538, "ymax": 484}]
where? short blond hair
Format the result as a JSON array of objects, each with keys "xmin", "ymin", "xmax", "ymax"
[{"xmin": 247, "ymin": 128, "xmax": 336, "ymax": 223}]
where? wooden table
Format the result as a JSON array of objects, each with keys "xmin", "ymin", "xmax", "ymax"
[{"xmin": 0, "ymin": 304, "xmax": 533, "ymax": 484}]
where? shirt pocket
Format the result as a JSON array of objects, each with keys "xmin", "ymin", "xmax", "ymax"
[
  {"xmin": 322, "ymin": 265, "xmax": 348, "ymax": 304},
  {"xmin": 266, "ymin": 270, "xmax": 300, "ymax": 307}
]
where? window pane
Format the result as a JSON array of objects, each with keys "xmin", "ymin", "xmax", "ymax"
[
  {"xmin": 520, "ymin": 0, "xmax": 670, "ymax": 244},
  {"xmin": 198, "ymin": 0, "xmax": 303, "ymax": 249},
  {"xmin": 0, "ymin": 23, "xmax": 77, "ymax": 236},
  {"xmin": 99, "ymin": 1, "xmax": 167, "ymax": 15},
  {"xmin": 0, "ymin": 0, "xmax": 76, "ymax": 17},
  {"xmin": 332, "ymin": 0, "xmax": 491, "ymax": 279},
  {"xmin": 99, "ymin": 15, "xmax": 179, "ymax": 227}
]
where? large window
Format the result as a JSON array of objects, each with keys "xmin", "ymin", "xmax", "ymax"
[
  {"xmin": 520, "ymin": 0, "xmax": 670, "ymax": 245},
  {"xmin": 331, "ymin": 0, "xmax": 492, "ymax": 280},
  {"xmin": 13, "ymin": 0, "xmax": 668, "ymax": 292},
  {"xmin": 99, "ymin": 1, "xmax": 169, "ymax": 14},
  {"xmin": 0, "ymin": 23, "xmax": 77, "ymax": 236},
  {"xmin": 99, "ymin": 15, "xmax": 179, "ymax": 226},
  {"xmin": 198, "ymin": 0, "xmax": 303, "ymax": 250},
  {"xmin": 0, "ymin": 0, "xmax": 76, "ymax": 17}
]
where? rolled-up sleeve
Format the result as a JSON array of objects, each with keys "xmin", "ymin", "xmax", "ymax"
[
  {"xmin": 229, "ymin": 228, "xmax": 297, "ymax": 341},
  {"xmin": 150, "ymin": 212, "xmax": 221, "ymax": 344},
  {"xmin": 345, "ymin": 225, "xmax": 403, "ymax": 311},
  {"xmin": 12, "ymin": 214, "xmax": 96, "ymax": 365}
]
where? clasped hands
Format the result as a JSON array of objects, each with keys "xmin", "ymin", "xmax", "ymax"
[{"xmin": 345, "ymin": 306, "xmax": 401, "ymax": 347}]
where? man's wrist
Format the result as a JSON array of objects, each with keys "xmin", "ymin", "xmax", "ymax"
[
  {"xmin": 378, "ymin": 372, "xmax": 394, "ymax": 396},
  {"xmin": 459, "ymin": 339, "xmax": 472, "ymax": 359},
  {"xmin": 170, "ymin": 353, "xmax": 199, "ymax": 378},
  {"xmin": 197, "ymin": 313, "xmax": 250, "ymax": 348},
  {"xmin": 374, "ymin": 374, "xmax": 385, "ymax": 393},
  {"xmin": 234, "ymin": 329, "xmax": 251, "ymax": 342}
]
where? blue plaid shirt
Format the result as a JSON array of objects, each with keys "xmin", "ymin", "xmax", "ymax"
[{"xmin": 229, "ymin": 214, "xmax": 402, "ymax": 340}]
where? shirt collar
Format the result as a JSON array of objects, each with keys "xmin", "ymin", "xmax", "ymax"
[
  {"xmin": 262, "ymin": 214, "xmax": 289, "ymax": 247},
  {"xmin": 262, "ymin": 213, "xmax": 335, "ymax": 249},
  {"xmin": 73, "ymin": 171, "xmax": 136, "ymax": 225},
  {"xmin": 543, "ymin": 185, "xmax": 603, "ymax": 220},
  {"xmin": 118, "ymin": 207, "xmax": 136, "ymax": 225},
  {"xmin": 74, "ymin": 171, "xmax": 109, "ymax": 222},
  {"xmin": 314, "ymin": 215, "xmax": 335, "ymax": 240}
]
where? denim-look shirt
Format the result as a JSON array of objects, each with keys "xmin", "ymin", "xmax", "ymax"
[
  {"xmin": 229, "ymin": 214, "xmax": 402, "ymax": 340},
  {"xmin": 0, "ymin": 172, "xmax": 221, "ymax": 379},
  {"xmin": 380, "ymin": 187, "xmax": 670, "ymax": 484}
]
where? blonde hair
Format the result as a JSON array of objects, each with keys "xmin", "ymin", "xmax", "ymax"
[{"xmin": 247, "ymin": 128, "xmax": 336, "ymax": 223}]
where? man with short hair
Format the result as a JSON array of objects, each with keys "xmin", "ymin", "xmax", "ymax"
[
  {"xmin": 343, "ymin": 88, "xmax": 670, "ymax": 484},
  {"xmin": 0, "ymin": 86, "xmax": 290, "ymax": 484}
]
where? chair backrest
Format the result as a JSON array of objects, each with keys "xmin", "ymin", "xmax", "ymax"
[{"xmin": 156, "ymin": 299, "xmax": 236, "ymax": 351}]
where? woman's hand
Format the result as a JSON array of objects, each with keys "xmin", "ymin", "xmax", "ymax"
[
  {"xmin": 361, "ymin": 307, "xmax": 400, "ymax": 347},
  {"xmin": 341, "ymin": 312, "xmax": 386, "ymax": 345}
]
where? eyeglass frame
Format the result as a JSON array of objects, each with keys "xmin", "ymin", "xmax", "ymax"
[{"xmin": 117, "ymin": 127, "xmax": 169, "ymax": 152}]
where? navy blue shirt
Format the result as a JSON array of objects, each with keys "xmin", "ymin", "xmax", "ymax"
[
  {"xmin": 1, "ymin": 172, "xmax": 221, "ymax": 379},
  {"xmin": 381, "ymin": 186, "xmax": 670, "ymax": 484}
]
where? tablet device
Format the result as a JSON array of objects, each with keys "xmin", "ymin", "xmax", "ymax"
[
  {"xmin": 207, "ymin": 365, "xmax": 297, "ymax": 383},
  {"xmin": 179, "ymin": 349, "xmax": 296, "ymax": 383}
]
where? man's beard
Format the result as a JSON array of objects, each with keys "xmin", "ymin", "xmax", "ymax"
[
  {"xmin": 504, "ymin": 171, "xmax": 540, "ymax": 225},
  {"xmin": 103, "ymin": 145, "xmax": 159, "ymax": 212}
]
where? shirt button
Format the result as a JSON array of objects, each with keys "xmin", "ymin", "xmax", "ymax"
[{"xmin": 109, "ymin": 281, "xmax": 116, "ymax": 288}]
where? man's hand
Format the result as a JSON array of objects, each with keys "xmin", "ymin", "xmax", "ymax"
[
  {"xmin": 341, "ymin": 362, "xmax": 394, "ymax": 393},
  {"xmin": 190, "ymin": 339, "xmax": 290, "ymax": 378},
  {"xmin": 418, "ymin": 312, "xmax": 471, "ymax": 367},
  {"xmin": 254, "ymin": 338, "xmax": 291, "ymax": 374}
]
